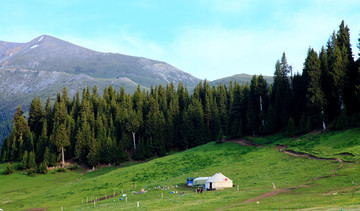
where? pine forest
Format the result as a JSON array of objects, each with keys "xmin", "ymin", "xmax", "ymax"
[{"xmin": 1, "ymin": 21, "xmax": 360, "ymax": 170}]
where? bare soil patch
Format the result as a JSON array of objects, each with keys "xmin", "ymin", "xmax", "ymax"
[
  {"xmin": 88, "ymin": 193, "xmax": 120, "ymax": 203},
  {"xmin": 282, "ymin": 149, "xmax": 352, "ymax": 163},
  {"xmin": 24, "ymin": 208, "xmax": 48, "ymax": 211},
  {"xmin": 223, "ymin": 138, "xmax": 264, "ymax": 147},
  {"xmin": 323, "ymin": 185, "xmax": 360, "ymax": 195}
]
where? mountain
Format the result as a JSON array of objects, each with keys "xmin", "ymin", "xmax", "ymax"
[
  {"xmin": 0, "ymin": 35, "xmax": 201, "ymax": 143},
  {"xmin": 210, "ymin": 73, "xmax": 273, "ymax": 86},
  {"xmin": 0, "ymin": 35, "xmax": 200, "ymax": 88}
]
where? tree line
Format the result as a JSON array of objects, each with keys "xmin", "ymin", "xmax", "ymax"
[{"xmin": 1, "ymin": 21, "xmax": 360, "ymax": 169}]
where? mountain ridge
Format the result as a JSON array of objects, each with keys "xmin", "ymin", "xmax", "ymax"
[
  {"xmin": 0, "ymin": 35, "xmax": 200, "ymax": 88},
  {"xmin": 210, "ymin": 73, "xmax": 273, "ymax": 86}
]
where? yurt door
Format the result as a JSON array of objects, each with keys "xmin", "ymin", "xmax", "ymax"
[{"xmin": 210, "ymin": 182, "xmax": 212, "ymax": 188}]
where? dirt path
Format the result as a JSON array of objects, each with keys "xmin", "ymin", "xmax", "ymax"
[
  {"xmin": 216, "ymin": 176, "xmax": 326, "ymax": 210},
  {"xmin": 323, "ymin": 185, "xmax": 360, "ymax": 195},
  {"xmin": 24, "ymin": 208, "xmax": 48, "ymax": 211},
  {"xmin": 283, "ymin": 150, "xmax": 340, "ymax": 161},
  {"xmin": 281, "ymin": 149, "xmax": 352, "ymax": 163},
  {"xmin": 88, "ymin": 193, "xmax": 120, "ymax": 203},
  {"xmin": 226, "ymin": 136, "xmax": 351, "ymax": 163},
  {"xmin": 223, "ymin": 138, "xmax": 264, "ymax": 148}
]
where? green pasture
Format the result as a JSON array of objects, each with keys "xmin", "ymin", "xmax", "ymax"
[{"xmin": 1, "ymin": 129, "xmax": 360, "ymax": 210}]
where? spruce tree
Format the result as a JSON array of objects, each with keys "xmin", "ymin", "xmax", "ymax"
[
  {"xmin": 43, "ymin": 147, "xmax": 51, "ymax": 166},
  {"xmin": 55, "ymin": 124, "xmax": 70, "ymax": 168},
  {"xmin": 133, "ymin": 138, "xmax": 145, "ymax": 160},
  {"xmin": 27, "ymin": 151, "xmax": 37, "ymax": 169},
  {"xmin": 216, "ymin": 129, "xmax": 223, "ymax": 143},
  {"xmin": 21, "ymin": 151, "xmax": 28, "ymax": 170},
  {"xmin": 28, "ymin": 96, "xmax": 44, "ymax": 139},
  {"xmin": 303, "ymin": 48, "xmax": 324, "ymax": 128},
  {"xmin": 271, "ymin": 53, "xmax": 291, "ymax": 130},
  {"xmin": 87, "ymin": 139, "xmax": 100, "ymax": 168},
  {"xmin": 38, "ymin": 162, "xmax": 48, "ymax": 174},
  {"xmin": 286, "ymin": 118, "xmax": 296, "ymax": 136},
  {"xmin": 125, "ymin": 109, "xmax": 141, "ymax": 151}
]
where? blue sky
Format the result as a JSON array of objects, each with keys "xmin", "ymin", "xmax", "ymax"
[{"xmin": 1, "ymin": 0, "xmax": 360, "ymax": 80}]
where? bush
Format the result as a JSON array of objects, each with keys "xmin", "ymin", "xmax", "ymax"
[
  {"xmin": 27, "ymin": 168, "xmax": 36, "ymax": 177},
  {"xmin": 68, "ymin": 164, "xmax": 79, "ymax": 170},
  {"xmin": 5, "ymin": 162, "xmax": 14, "ymax": 175},
  {"xmin": 38, "ymin": 162, "xmax": 48, "ymax": 174},
  {"xmin": 21, "ymin": 151, "xmax": 28, "ymax": 170},
  {"xmin": 56, "ymin": 167, "xmax": 66, "ymax": 173},
  {"xmin": 216, "ymin": 129, "xmax": 224, "ymax": 143},
  {"xmin": 27, "ymin": 151, "xmax": 37, "ymax": 169}
]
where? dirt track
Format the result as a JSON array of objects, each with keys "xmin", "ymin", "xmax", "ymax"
[
  {"xmin": 225, "ymin": 137, "xmax": 350, "ymax": 163},
  {"xmin": 223, "ymin": 138, "xmax": 264, "ymax": 148},
  {"xmin": 88, "ymin": 193, "xmax": 120, "ymax": 203},
  {"xmin": 216, "ymin": 176, "xmax": 326, "ymax": 210}
]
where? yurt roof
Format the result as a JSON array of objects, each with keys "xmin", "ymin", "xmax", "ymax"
[{"xmin": 207, "ymin": 172, "xmax": 232, "ymax": 182}]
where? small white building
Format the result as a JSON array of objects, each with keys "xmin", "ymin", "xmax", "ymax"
[
  {"xmin": 193, "ymin": 177, "xmax": 210, "ymax": 186},
  {"xmin": 205, "ymin": 173, "xmax": 233, "ymax": 189}
]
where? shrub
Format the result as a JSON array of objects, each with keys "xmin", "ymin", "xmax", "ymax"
[
  {"xmin": 56, "ymin": 167, "xmax": 66, "ymax": 173},
  {"xmin": 68, "ymin": 164, "xmax": 79, "ymax": 170},
  {"xmin": 21, "ymin": 151, "xmax": 28, "ymax": 170},
  {"xmin": 216, "ymin": 129, "xmax": 224, "ymax": 143},
  {"xmin": 27, "ymin": 168, "xmax": 36, "ymax": 177},
  {"xmin": 5, "ymin": 162, "xmax": 14, "ymax": 175},
  {"xmin": 27, "ymin": 151, "xmax": 37, "ymax": 169},
  {"xmin": 38, "ymin": 162, "xmax": 48, "ymax": 174}
]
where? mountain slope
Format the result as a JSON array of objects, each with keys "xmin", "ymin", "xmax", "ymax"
[
  {"xmin": 0, "ymin": 68, "xmax": 141, "ymax": 112},
  {"xmin": 1, "ymin": 129, "xmax": 360, "ymax": 210},
  {"xmin": 210, "ymin": 73, "xmax": 273, "ymax": 86},
  {"xmin": 0, "ymin": 35, "xmax": 200, "ymax": 88},
  {"xmin": 0, "ymin": 35, "xmax": 201, "ymax": 143}
]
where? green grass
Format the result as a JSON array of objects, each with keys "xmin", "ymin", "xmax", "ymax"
[
  {"xmin": 1, "ymin": 130, "xmax": 360, "ymax": 210},
  {"xmin": 284, "ymin": 128, "xmax": 360, "ymax": 161}
]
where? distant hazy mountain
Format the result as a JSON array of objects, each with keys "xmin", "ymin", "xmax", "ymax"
[{"xmin": 210, "ymin": 73, "xmax": 273, "ymax": 86}]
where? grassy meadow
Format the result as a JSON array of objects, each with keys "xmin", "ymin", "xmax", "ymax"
[{"xmin": 1, "ymin": 129, "xmax": 360, "ymax": 210}]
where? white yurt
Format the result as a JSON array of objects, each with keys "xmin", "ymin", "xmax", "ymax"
[
  {"xmin": 193, "ymin": 177, "xmax": 210, "ymax": 186},
  {"xmin": 205, "ymin": 173, "xmax": 233, "ymax": 189}
]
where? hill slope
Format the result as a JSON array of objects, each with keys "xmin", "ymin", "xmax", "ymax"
[
  {"xmin": 1, "ymin": 129, "xmax": 360, "ymax": 210},
  {"xmin": 210, "ymin": 73, "xmax": 273, "ymax": 86}
]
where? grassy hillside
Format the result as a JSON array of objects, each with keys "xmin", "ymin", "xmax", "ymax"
[
  {"xmin": 1, "ymin": 129, "xmax": 360, "ymax": 210},
  {"xmin": 248, "ymin": 128, "xmax": 360, "ymax": 162}
]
